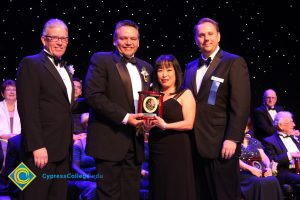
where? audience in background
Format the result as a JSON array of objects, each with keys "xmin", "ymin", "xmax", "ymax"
[
  {"xmin": 252, "ymin": 89, "xmax": 284, "ymax": 141},
  {"xmin": 0, "ymin": 134, "xmax": 24, "ymax": 199},
  {"xmin": 72, "ymin": 78, "xmax": 85, "ymax": 136},
  {"xmin": 69, "ymin": 112, "xmax": 97, "ymax": 200},
  {"xmin": 239, "ymin": 118, "xmax": 283, "ymax": 200},
  {"xmin": 0, "ymin": 79, "xmax": 21, "ymax": 141},
  {"xmin": 263, "ymin": 111, "xmax": 300, "ymax": 199},
  {"xmin": 140, "ymin": 132, "xmax": 149, "ymax": 200},
  {"xmin": 0, "ymin": 79, "xmax": 21, "ymax": 188}
]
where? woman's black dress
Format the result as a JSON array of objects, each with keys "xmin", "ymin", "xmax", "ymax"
[{"xmin": 148, "ymin": 92, "xmax": 196, "ymax": 200}]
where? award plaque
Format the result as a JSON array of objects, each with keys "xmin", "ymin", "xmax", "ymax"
[
  {"xmin": 247, "ymin": 157, "xmax": 265, "ymax": 171},
  {"xmin": 138, "ymin": 91, "xmax": 164, "ymax": 119}
]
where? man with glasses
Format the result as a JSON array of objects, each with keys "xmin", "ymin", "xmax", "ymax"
[
  {"xmin": 252, "ymin": 89, "xmax": 284, "ymax": 141},
  {"xmin": 263, "ymin": 111, "xmax": 300, "ymax": 198},
  {"xmin": 17, "ymin": 18, "xmax": 73, "ymax": 200}
]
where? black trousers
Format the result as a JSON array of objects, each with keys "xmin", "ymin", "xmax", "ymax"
[
  {"xmin": 22, "ymin": 157, "xmax": 69, "ymax": 200},
  {"xmin": 195, "ymin": 156, "xmax": 241, "ymax": 200},
  {"xmin": 95, "ymin": 140, "xmax": 141, "ymax": 200}
]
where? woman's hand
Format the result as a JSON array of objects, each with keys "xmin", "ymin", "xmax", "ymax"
[
  {"xmin": 249, "ymin": 166, "xmax": 262, "ymax": 177},
  {"xmin": 153, "ymin": 116, "xmax": 167, "ymax": 130},
  {"xmin": 264, "ymin": 168, "xmax": 272, "ymax": 177}
]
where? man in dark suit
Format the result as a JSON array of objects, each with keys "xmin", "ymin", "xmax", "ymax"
[
  {"xmin": 16, "ymin": 18, "xmax": 74, "ymax": 200},
  {"xmin": 253, "ymin": 89, "xmax": 284, "ymax": 141},
  {"xmin": 85, "ymin": 20, "xmax": 153, "ymax": 200},
  {"xmin": 263, "ymin": 111, "xmax": 300, "ymax": 198},
  {"xmin": 183, "ymin": 17, "xmax": 250, "ymax": 200}
]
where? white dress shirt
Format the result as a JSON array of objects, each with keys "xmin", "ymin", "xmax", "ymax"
[
  {"xmin": 196, "ymin": 46, "xmax": 220, "ymax": 93},
  {"xmin": 278, "ymin": 132, "xmax": 299, "ymax": 167},
  {"xmin": 46, "ymin": 53, "xmax": 72, "ymax": 103},
  {"xmin": 122, "ymin": 62, "xmax": 142, "ymax": 124}
]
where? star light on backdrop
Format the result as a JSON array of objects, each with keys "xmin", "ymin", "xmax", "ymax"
[{"xmin": 0, "ymin": 0, "xmax": 298, "ymax": 123}]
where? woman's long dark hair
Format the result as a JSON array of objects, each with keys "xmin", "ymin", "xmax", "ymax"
[{"xmin": 152, "ymin": 54, "xmax": 183, "ymax": 94}]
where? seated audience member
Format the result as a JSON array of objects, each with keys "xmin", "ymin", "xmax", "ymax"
[
  {"xmin": 244, "ymin": 118, "xmax": 254, "ymax": 138},
  {"xmin": 239, "ymin": 118, "xmax": 283, "ymax": 200},
  {"xmin": 0, "ymin": 79, "xmax": 21, "ymax": 141},
  {"xmin": 0, "ymin": 80, "xmax": 21, "ymax": 195},
  {"xmin": 69, "ymin": 113, "xmax": 97, "ymax": 200},
  {"xmin": 73, "ymin": 78, "xmax": 85, "ymax": 134},
  {"xmin": 0, "ymin": 134, "xmax": 24, "ymax": 199},
  {"xmin": 73, "ymin": 113, "xmax": 89, "ymax": 142},
  {"xmin": 140, "ymin": 132, "xmax": 149, "ymax": 200},
  {"xmin": 252, "ymin": 89, "xmax": 284, "ymax": 141},
  {"xmin": 263, "ymin": 111, "xmax": 300, "ymax": 198}
]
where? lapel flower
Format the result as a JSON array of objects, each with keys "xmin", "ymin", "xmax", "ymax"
[
  {"xmin": 141, "ymin": 66, "xmax": 149, "ymax": 83},
  {"xmin": 270, "ymin": 160, "xmax": 278, "ymax": 176},
  {"xmin": 66, "ymin": 64, "xmax": 75, "ymax": 76}
]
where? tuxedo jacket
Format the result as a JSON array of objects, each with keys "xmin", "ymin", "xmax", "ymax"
[
  {"xmin": 252, "ymin": 104, "xmax": 284, "ymax": 141},
  {"xmin": 183, "ymin": 49, "xmax": 251, "ymax": 159},
  {"xmin": 85, "ymin": 51, "xmax": 153, "ymax": 163},
  {"xmin": 263, "ymin": 132, "xmax": 300, "ymax": 173},
  {"xmin": 16, "ymin": 50, "xmax": 75, "ymax": 162}
]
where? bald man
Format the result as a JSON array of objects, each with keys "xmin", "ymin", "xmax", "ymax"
[{"xmin": 252, "ymin": 89, "xmax": 284, "ymax": 141}]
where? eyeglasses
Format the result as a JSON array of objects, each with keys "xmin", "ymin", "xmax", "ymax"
[
  {"xmin": 44, "ymin": 35, "xmax": 69, "ymax": 43},
  {"xmin": 282, "ymin": 121, "xmax": 295, "ymax": 125},
  {"xmin": 5, "ymin": 88, "xmax": 16, "ymax": 92},
  {"xmin": 265, "ymin": 97, "xmax": 276, "ymax": 100}
]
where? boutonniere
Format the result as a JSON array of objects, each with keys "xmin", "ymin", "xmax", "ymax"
[
  {"xmin": 270, "ymin": 160, "xmax": 278, "ymax": 176},
  {"xmin": 66, "ymin": 64, "xmax": 75, "ymax": 76},
  {"xmin": 141, "ymin": 66, "xmax": 149, "ymax": 83}
]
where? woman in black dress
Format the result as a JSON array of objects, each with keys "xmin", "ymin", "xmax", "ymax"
[{"xmin": 145, "ymin": 54, "xmax": 196, "ymax": 200}]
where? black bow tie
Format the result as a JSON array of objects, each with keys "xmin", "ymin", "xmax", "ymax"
[
  {"xmin": 45, "ymin": 52, "xmax": 65, "ymax": 67},
  {"xmin": 279, "ymin": 133, "xmax": 290, "ymax": 138},
  {"xmin": 268, "ymin": 107, "xmax": 275, "ymax": 111},
  {"xmin": 198, "ymin": 57, "xmax": 211, "ymax": 68},
  {"xmin": 122, "ymin": 57, "xmax": 137, "ymax": 65}
]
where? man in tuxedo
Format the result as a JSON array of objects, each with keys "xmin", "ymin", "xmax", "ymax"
[
  {"xmin": 85, "ymin": 19, "xmax": 153, "ymax": 200},
  {"xmin": 253, "ymin": 89, "xmax": 284, "ymax": 141},
  {"xmin": 17, "ymin": 18, "xmax": 74, "ymax": 200},
  {"xmin": 263, "ymin": 111, "xmax": 300, "ymax": 198},
  {"xmin": 183, "ymin": 17, "xmax": 250, "ymax": 200}
]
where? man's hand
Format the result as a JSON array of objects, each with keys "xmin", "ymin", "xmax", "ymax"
[
  {"xmin": 33, "ymin": 147, "xmax": 48, "ymax": 169},
  {"xmin": 127, "ymin": 113, "xmax": 144, "ymax": 127},
  {"xmin": 221, "ymin": 140, "xmax": 237, "ymax": 159}
]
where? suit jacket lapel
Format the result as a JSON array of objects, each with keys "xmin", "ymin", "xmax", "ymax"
[
  {"xmin": 136, "ymin": 62, "xmax": 147, "ymax": 91},
  {"xmin": 292, "ymin": 136, "xmax": 300, "ymax": 150},
  {"xmin": 113, "ymin": 53, "xmax": 134, "ymax": 111},
  {"xmin": 41, "ymin": 51, "xmax": 70, "ymax": 103},
  {"xmin": 263, "ymin": 106, "xmax": 274, "ymax": 123},
  {"xmin": 197, "ymin": 50, "xmax": 222, "ymax": 101},
  {"xmin": 64, "ymin": 65, "xmax": 75, "ymax": 106},
  {"xmin": 274, "ymin": 133, "xmax": 288, "ymax": 152}
]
